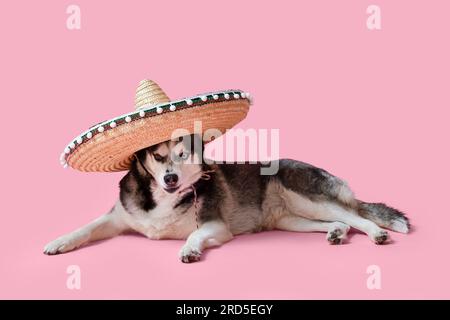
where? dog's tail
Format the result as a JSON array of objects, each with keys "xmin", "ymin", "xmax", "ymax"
[{"xmin": 356, "ymin": 201, "xmax": 410, "ymax": 233}]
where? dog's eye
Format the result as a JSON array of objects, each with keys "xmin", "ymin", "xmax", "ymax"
[
  {"xmin": 153, "ymin": 153, "xmax": 164, "ymax": 162},
  {"xmin": 179, "ymin": 151, "xmax": 189, "ymax": 160}
]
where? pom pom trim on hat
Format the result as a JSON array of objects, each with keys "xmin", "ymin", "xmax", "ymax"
[{"xmin": 59, "ymin": 90, "xmax": 251, "ymax": 167}]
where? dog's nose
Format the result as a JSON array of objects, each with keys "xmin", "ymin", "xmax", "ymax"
[{"xmin": 164, "ymin": 173, "xmax": 179, "ymax": 186}]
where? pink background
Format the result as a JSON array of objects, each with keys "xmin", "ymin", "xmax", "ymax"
[{"xmin": 1, "ymin": 0, "xmax": 449, "ymax": 299}]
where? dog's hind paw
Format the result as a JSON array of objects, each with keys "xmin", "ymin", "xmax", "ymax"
[
  {"xmin": 326, "ymin": 222, "xmax": 350, "ymax": 245},
  {"xmin": 179, "ymin": 245, "xmax": 202, "ymax": 263},
  {"xmin": 370, "ymin": 229, "xmax": 389, "ymax": 245}
]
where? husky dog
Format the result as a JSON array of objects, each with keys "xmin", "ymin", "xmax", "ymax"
[{"xmin": 44, "ymin": 134, "xmax": 409, "ymax": 262}]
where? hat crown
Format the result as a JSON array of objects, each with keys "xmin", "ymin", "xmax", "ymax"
[{"xmin": 135, "ymin": 79, "xmax": 170, "ymax": 110}]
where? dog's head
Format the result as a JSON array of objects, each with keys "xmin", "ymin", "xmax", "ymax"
[{"xmin": 134, "ymin": 134, "xmax": 205, "ymax": 193}]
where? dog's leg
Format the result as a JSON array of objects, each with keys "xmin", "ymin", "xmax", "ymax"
[
  {"xmin": 44, "ymin": 208, "xmax": 127, "ymax": 255},
  {"xmin": 276, "ymin": 215, "xmax": 350, "ymax": 244},
  {"xmin": 179, "ymin": 220, "xmax": 233, "ymax": 263},
  {"xmin": 318, "ymin": 202, "xmax": 389, "ymax": 244},
  {"xmin": 283, "ymin": 190, "xmax": 389, "ymax": 244}
]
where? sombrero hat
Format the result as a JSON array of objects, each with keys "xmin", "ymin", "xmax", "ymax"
[{"xmin": 60, "ymin": 79, "xmax": 251, "ymax": 172}]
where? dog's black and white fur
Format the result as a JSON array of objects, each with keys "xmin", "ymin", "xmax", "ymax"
[{"xmin": 44, "ymin": 134, "xmax": 410, "ymax": 262}]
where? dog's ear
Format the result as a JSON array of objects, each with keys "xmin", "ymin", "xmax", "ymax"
[{"xmin": 134, "ymin": 148, "xmax": 148, "ymax": 163}]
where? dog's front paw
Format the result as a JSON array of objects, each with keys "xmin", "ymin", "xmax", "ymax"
[
  {"xmin": 179, "ymin": 245, "xmax": 202, "ymax": 263},
  {"xmin": 43, "ymin": 234, "xmax": 82, "ymax": 255}
]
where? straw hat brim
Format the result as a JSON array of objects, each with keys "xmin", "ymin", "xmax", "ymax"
[{"xmin": 61, "ymin": 90, "xmax": 250, "ymax": 172}]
